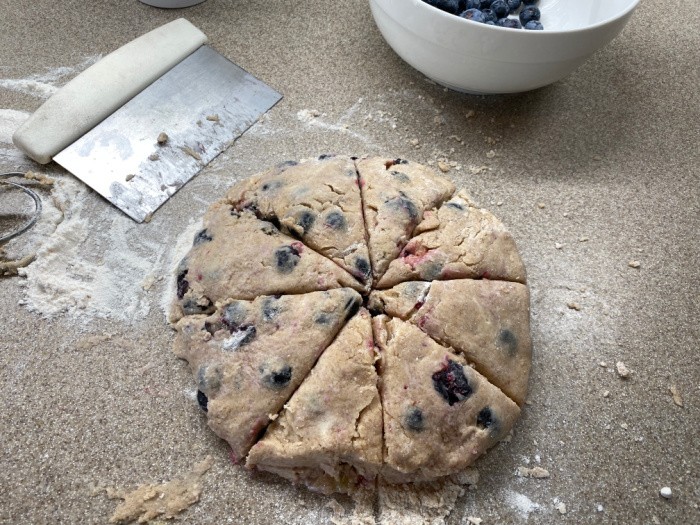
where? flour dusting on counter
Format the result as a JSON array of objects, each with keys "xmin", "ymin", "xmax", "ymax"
[{"xmin": 0, "ymin": 55, "xmax": 101, "ymax": 99}]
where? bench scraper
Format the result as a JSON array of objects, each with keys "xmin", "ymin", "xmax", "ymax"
[{"xmin": 13, "ymin": 18, "xmax": 282, "ymax": 222}]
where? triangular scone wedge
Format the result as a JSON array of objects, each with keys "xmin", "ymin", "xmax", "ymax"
[
  {"xmin": 173, "ymin": 288, "xmax": 362, "ymax": 461},
  {"xmin": 171, "ymin": 201, "xmax": 364, "ymax": 322},
  {"xmin": 355, "ymin": 157, "xmax": 455, "ymax": 283},
  {"xmin": 246, "ymin": 308, "xmax": 382, "ymax": 494},
  {"xmin": 370, "ymin": 280, "xmax": 531, "ymax": 406},
  {"xmin": 227, "ymin": 155, "xmax": 372, "ymax": 285},
  {"xmin": 373, "ymin": 316, "xmax": 520, "ymax": 484},
  {"xmin": 377, "ymin": 191, "xmax": 526, "ymax": 288}
]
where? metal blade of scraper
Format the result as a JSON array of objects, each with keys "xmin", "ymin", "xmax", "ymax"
[{"xmin": 53, "ymin": 45, "xmax": 282, "ymax": 223}]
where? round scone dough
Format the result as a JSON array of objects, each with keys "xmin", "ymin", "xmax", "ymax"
[{"xmin": 171, "ymin": 154, "xmax": 531, "ymax": 494}]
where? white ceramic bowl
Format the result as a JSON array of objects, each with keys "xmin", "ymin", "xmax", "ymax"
[{"xmin": 369, "ymin": 0, "xmax": 641, "ymax": 94}]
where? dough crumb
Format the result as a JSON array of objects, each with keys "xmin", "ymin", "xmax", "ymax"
[
  {"xmin": 180, "ymin": 146, "xmax": 202, "ymax": 161},
  {"xmin": 669, "ymin": 385, "xmax": 684, "ymax": 407},
  {"xmin": 659, "ymin": 487, "xmax": 672, "ymax": 499},
  {"xmin": 465, "ymin": 109, "xmax": 475, "ymax": 119},
  {"xmin": 486, "ymin": 150, "xmax": 496, "ymax": 159},
  {"xmin": 437, "ymin": 161, "xmax": 450, "ymax": 173},
  {"xmin": 597, "ymin": 504, "xmax": 604, "ymax": 512},
  {"xmin": 516, "ymin": 466, "xmax": 550, "ymax": 479},
  {"xmin": 616, "ymin": 361, "xmax": 631, "ymax": 379},
  {"xmin": 555, "ymin": 243, "xmax": 565, "ymax": 250},
  {"xmin": 466, "ymin": 517, "xmax": 483, "ymax": 524},
  {"xmin": 599, "ymin": 361, "xmax": 607, "ymax": 368},
  {"xmin": 566, "ymin": 302, "xmax": 581, "ymax": 311},
  {"xmin": 579, "ymin": 236, "xmax": 589, "ymax": 242},
  {"xmin": 602, "ymin": 390, "xmax": 610, "ymax": 398},
  {"xmin": 24, "ymin": 171, "xmax": 55, "ymax": 185},
  {"xmin": 148, "ymin": 153, "xmax": 159, "ymax": 161},
  {"xmin": 157, "ymin": 132, "xmax": 169, "ymax": 145},
  {"xmin": 106, "ymin": 456, "xmax": 214, "ymax": 524},
  {"xmin": 326, "ymin": 498, "xmax": 345, "ymax": 518},
  {"xmin": 125, "ymin": 174, "xmax": 135, "ymax": 182},
  {"xmin": 555, "ymin": 501, "xmax": 567, "ymax": 514},
  {"xmin": 206, "ymin": 114, "xmax": 220, "ymax": 122},
  {"xmin": 628, "ymin": 260, "xmax": 641, "ymax": 268},
  {"xmin": 537, "ymin": 202, "xmax": 545, "ymax": 209}
]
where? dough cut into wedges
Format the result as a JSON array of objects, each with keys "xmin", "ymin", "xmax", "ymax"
[
  {"xmin": 171, "ymin": 202, "xmax": 364, "ymax": 322},
  {"xmin": 356, "ymin": 157, "xmax": 455, "ymax": 283},
  {"xmin": 377, "ymin": 191, "xmax": 526, "ymax": 289},
  {"xmin": 173, "ymin": 288, "xmax": 362, "ymax": 461},
  {"xmin": 373, "ymin": 316, "xmax": 520, "ymax": 483},
  {"xmin": 227, "ymin": 155, "xmax": 372, "ymax": 285},
  {"xmin": 369, "ymin": 280, "xmax": 531, "ymax": 406},
  {"xmin": 247, "ymin": 308, "xmax": 382, "ymax": 494}
]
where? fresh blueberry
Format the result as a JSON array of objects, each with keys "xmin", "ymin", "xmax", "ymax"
[
  {"xmin": 295, "ymin": 210, "xmax": 316, "ymax": 234},
  {"xmin": 432, "ymin": 359, "xmax": 473, "ymax": 406},
  {"xmin": 481, "ymin": 8, "xmax": 497, "ymax": 23},
  {"xmin": 462, "ymin": 0, "xmax": 481, "ymax": 9},
  {"xmin": 519, "ymin": 5, "xmax": 540, "ymax": 24},
  {"xmin": 196, "ymin": 390, "xmax": 208, "ymax": 412},
  {"xmin": 460, "ymin": 8, "xmax": 486, "ymax": 23},
  {"xmin": 524, "ymin": 20, "xmax": 544, "ymax": 30},
  {"xmin": 261, "ymin": 363, "xmax": 293, "ymax": 390},
  {"xmin": 522, "ymin": 0, "xmax": 538, "ymax": 4},
  {"xmin": 274, "ymin": 245, "xmax": 301, "ymax": 274},
  {"xmin": 423, "ymin": 0, "xmax": 460, "ymax": 14},
  {"xmin": 193, "ymin": 228, "xmax": 213, "ymax": 246},
  {"xmin": 497, "ymin": 17, "xmax": 522, "ymax": 28},
  {"xmin": 490, "ymin": 0, "xmax": 509, "ymax": 18},
  {"xmin": 506, "ymin": 0, "xmax": 521, "ymax": 13},
  {"xmin": 404, "ymin": 407, "xmax": 424, "ymax": 431},
  {"xmin": 324, "ymin": 210, "xmax": 346, "ymax": 230},
  {"xmin": 479, "ymin": 0, "xmax": 494, "ymax": 8}
]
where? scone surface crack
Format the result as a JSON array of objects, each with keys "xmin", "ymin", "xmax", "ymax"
[{"xmin": 171, "ymin": 154, "xmax": 531, "ymax": 494}]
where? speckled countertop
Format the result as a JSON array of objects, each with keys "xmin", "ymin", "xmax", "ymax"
[{"xmin": 0, "ymin": 1, "xmax": 698, "ymax": 524}]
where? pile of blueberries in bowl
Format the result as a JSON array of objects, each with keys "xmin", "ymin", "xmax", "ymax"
[{"xmin": 425, "ymin": 0, "xmax": 544, "ymax": 30}]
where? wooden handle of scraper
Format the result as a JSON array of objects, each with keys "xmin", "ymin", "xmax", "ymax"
[{"xmin": 12, "ymin": 18, "xmax": 208, "ymax": 164}]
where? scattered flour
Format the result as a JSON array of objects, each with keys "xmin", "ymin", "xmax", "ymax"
[
  {"xmin": 0, "ymin": 55, "xmax": 101, "ymax": 99},
  {"xmin": 504, "ymin": 490, "xmax": 541, "ymax": 518},
  {"xmin": 0, "ymin": 108, "xmax": 32, "ymax": 167}
]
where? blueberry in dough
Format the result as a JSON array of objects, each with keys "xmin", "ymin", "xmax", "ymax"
[
  {"xmin": 193, "ymin": 228, "xmax": 213, "ymax": 245},
  {"xmin": 498, "ymin": 328, "xmax": 518, "ymax": 356},
  {"xmin": 324, "ymin": 211, "xmax": 346, "ymax": 230},
  {"xmin": 344, "ymin": 296, "xmax": 361, "ymax": 320},
  {"xmin": 222, "ymin": 302, "xmax": 247, "ymax": 331},
  {"xmin": 432, "ymin": 359, "xmax": 473, "ymax": 405},
  {"xmin": 261, "ymin": 297, "xmax": 281, "ymax": 321},
  {"xmin": 476, "ymin": 406, "xmax": 493, "ymax": 429},
  {"xmin": 355, "ymin": 257, "xmax": 371, "ymax": 279},
  {"xmin": 274, "ymin": 245, "xmax": 301, "ymax": 273},
  {"xmin": 197, "ymin": 390, "xmax": 209, "ymax": 412},
  {"xmin": 296, "ymin": 210, "xmax": 316, "ymax": 234},
  {"xmin": 176, "ymin": 268, "xmax": 189, "ymax": 299},
  {"xmin": 404, "ymin": 407, "xmax": 424, "ymax": 431},
  {"xmin": 260, "ymin": 364, "xmax": 293, "ymax": 390}
]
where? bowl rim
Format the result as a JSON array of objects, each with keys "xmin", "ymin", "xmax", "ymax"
[{"xmin": 393, "ymin": 0, "xmax": 642, "ymax": 36}]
